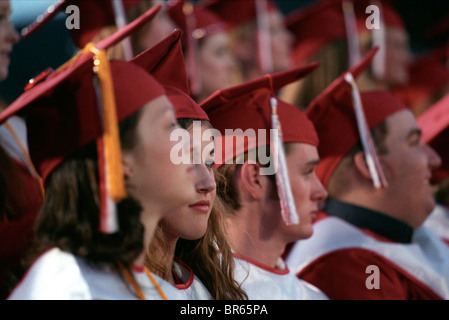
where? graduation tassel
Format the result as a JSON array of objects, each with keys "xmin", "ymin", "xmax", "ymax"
[
  {"xmin": 256, "ymin": 0, "xmax": 274, "ymax": 75},
  {"xmin": 91, "ymin": 46, "xmax": 127, "ymax": 233},
  {"xmin": 342, "ymin": 0, "xmax": 361, "ymax": 67},
  {"xmin": 270, "ymin": 97, "xmax": 300, "ymax": 225},
  {"xmin": 344, "ymin": 72, "xmax": 388, "ymax": 188},
  {"xmin": 111, "ymin": 0, "xmax": 135, "ymax": 61},
  {"xmin": 183, "ymin": 0, "xmax": 202, "ymax": 97},
  {"xmin": 371, "ymin": 0, "xmax": 387, "ymax": 81}
]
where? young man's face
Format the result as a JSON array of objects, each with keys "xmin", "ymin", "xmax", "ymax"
[
  {"xmin": 283, "ymin": 143, "xmax": 327, "ymax": 240},
  {"xmin": 379, "ymin": 109, "xmax": 441, "ymax": 228}
]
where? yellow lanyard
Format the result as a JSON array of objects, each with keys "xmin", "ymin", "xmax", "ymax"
[{"xmin": 118, "ymin": 263, "xmax": 168, "ymax": 300}]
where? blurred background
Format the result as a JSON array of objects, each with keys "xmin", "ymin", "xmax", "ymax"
[{"xmin": 1, "ymin": 0, "xmax": 449, "ymax": 105}]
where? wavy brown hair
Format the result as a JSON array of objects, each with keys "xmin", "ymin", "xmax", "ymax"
[{"xmin": 20, "ymin": 109, "xmax": 146, "ymax": 281}]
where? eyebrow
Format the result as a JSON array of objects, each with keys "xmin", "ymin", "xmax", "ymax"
[
  {"xmin": 304, "ymin": 159, "xmax": 320, "ymax": 167},
  {"xmin": 154, "ymin": 103, "xmax": 173, "ymax": 121},
  {"xmin": 406, "ymin": 128, "xmax": 422, "ymax": 140}
]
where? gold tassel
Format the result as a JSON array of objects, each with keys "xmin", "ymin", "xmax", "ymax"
[{"xmin": 90, "ymin": 46, "xmax": 127, "ymax": 205}]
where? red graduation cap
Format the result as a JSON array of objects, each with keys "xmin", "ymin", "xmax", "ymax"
[
  {"xmin": 201, "ymin": 62, "xmax": 320, "ymax": 149},
  {"xmin": 417, "ymin": 93, "xmax": 449, "ymax": 184},
  {"xmin": 131, "ymin": 29, "xmax": 209, "ymax": 121},
  {"xmin": 0, "ymin": 6, "xmax": 166, "ymax": 233},
  {"xmin": 306, "ymin": 47, "xmax": 406, "ymax": 189},
  {"xmin": 21, "ymin": 0, "xmax": 146, "ymax": 49},
  {"xmin": 201, "ymin": 62, "xmax": 319, "ymax": 225}
]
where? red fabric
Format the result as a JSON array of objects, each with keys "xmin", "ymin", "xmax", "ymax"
[
  {"xmin": 0, "ymin": 160, "xmax": 43, "ymax": 300},
  {"xmin": 131, "ymin": 30, "xmax": 209, "ymax": 121},
  {"xmin": 200, "ymin": 63, "xmax": 320, "ymax": 165},
  {"xmin": 0, "ymin": 214, "xmax": 35, "ymax": 300},
  {"xmin": 0, "ymin": 59, "xmax": 165, "ymax": 184},
  {"xmin": 298, "ymin": 247, "xmax": 443, "ymax": 300},
  {"xmin": 201, "ymin": 64, "xmax": 320, "ymax": 167},
  {"xmin": 173, "ymin": 257, "xmax": 195, "ymax": 289},
  {"xmin": 206, "ymin": 89, "xmax": 319, "ymax": 146},
  {"xmin": 131, "ymin": 30, "xmax": 190, "ymax": 94}
]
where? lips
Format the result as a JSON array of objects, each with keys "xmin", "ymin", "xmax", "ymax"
[{"xmin": 188, "ymin": 200, "xmax": 211, "ymax": 213}]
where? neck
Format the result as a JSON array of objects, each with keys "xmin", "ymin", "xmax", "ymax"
[
  {"xmin": 324, "ymin": 198, "xmax": 414, "ymax": 243},
  {"xmin": 225, "ymin": 204, "xmax": 287, "ymax": 269},
  {"xmin": 133, "ymin": 208, "xmax": 161, "ymax": 268},
  {"xmin": 161, "ymin": 234, "xmax": 178, "ymax": 284},
  {"xmin": 334, "ymin": 188, "xmax": 416, "ymax": 229}
]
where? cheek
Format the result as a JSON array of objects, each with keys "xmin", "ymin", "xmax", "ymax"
[
  {"xmin": 271, "ymin": 39, "xmax": 291, "ymax": 68},
  {"xmin": 290, "ymin": 176, "xmax": 309, "ymax": 207},
  {"xmin": 136, "ymin": 133, "xmax": 178, "ymax": 177},
  {"xmin": 384, "ymin": 150, "xmax": 427, "ymax": 183},
  {"xmin": 201, "ymin": 54, "xmax": 225, "ymax": 74}
]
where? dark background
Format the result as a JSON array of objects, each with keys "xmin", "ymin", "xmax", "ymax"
[{"xmin": 1, "ymin": 0, "xmax": 448, "ymax": 105}]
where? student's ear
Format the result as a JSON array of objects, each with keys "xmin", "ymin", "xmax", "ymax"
[
  {"xmin": 240, "ymin": 162, "xmax": 263, "ymax": 200},
  {"xmin": 353, "ymin": 151, "xmax": 375, "ymax": 182}
]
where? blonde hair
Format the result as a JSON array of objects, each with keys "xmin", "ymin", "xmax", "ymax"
[{"xmin": 279, "ymin": 39, "xmax": 349, "ymax": 110}]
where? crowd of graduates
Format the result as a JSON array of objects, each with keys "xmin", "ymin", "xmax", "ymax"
[{"xmin": 1, "ymin": 0, "xmax": 449, "ymax": 301}]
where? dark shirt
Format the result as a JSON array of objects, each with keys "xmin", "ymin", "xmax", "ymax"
[{"xmin": 324, "ymin": 198, "xmax": 413, "ymax": 244}]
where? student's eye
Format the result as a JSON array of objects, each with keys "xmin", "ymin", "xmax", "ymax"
[
  {"xmin": 303, "ymin": 168, "xmax": 314, "ymax": 177},
  {"xmin": 168, "ymin": 120, "xmax": 178, "ymax": 130},
  {"xmin": 205, "ymin": 158, "xmax": 215, "ymax": 169},
  {"xmin": 409, "ymin": 136, "xmax": 421, "ymax": 147}
]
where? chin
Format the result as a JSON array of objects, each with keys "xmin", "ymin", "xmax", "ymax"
[
  {"xmin": 295, "ymin": 225, "xmax": 314, "ymax": 240},
  {"xmin": 0, "ymin": 70, "xmax": 7, "ymax": 82}
]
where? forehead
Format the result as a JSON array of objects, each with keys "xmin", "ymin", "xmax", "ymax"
[
  {"xmin": 286, "ymin": 143, "xmax": 319, "ymax": 162},
  {"xmin": 140, "ymin": 95, "xmax": 173, "ymax": 121},
  {"xmin": 202, "ymin": 32, "xmax": 229, "ymax": 48},
  {"xmin": 384, "ymin": 109, "xmax": 419, "ymax": 142}
]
